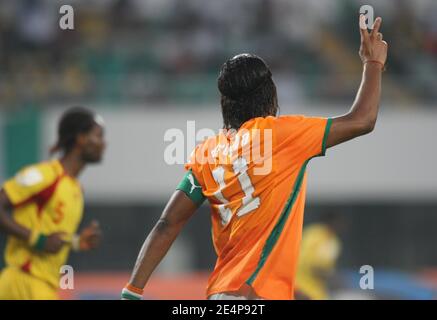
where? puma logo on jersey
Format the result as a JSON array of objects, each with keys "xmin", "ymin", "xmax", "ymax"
[{"xmin": 188, "ymin": 174, "xmax": 201, "ymax": 194}]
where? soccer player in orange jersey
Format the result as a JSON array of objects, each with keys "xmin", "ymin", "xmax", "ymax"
[
  {"xmin": 0, "ymin": 107, "xmax": 105, "ymax": 299},
  {"xmin": 122, "ymin": 15, "xmax": 388, "ymax": 300}
]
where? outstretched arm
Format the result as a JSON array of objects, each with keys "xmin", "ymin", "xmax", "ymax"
[
  {"xmin": 326, "ymin": 15, "xmax": 388, "ymax": 148},
  {"xmin": 122, "ymin": 190, "xmax": 198, "ymax": 299}
]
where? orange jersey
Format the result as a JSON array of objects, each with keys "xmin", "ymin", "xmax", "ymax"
[
  {"xmin": 2, "ymin": 159, "xmax": 84, "ymax": 288},
  {"xmin": 186, "ymin": 115, "xmax": 331, "ymax": 300}
]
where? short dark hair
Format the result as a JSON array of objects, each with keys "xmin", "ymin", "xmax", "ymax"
[
  {"xmin": 50, "ymin": 107, "xmax": 97, "ymax": 154},
  {"xmin": 218, "ymin": 54, "xmax": 278, "ymax": 130}
]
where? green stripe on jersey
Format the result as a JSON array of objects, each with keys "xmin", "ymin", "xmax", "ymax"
[
  {"xmin": 246, "ymin": 159, "xmax": 310, "ymax": 285},
  {"xmin": 246, "ymin": 117, "xmax": 333, "ymax": 285}
]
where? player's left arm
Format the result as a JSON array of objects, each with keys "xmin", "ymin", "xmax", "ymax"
[
  {"xmin": 325, "ymin": 16, "xmax": 387, "ymax": 149},
  {"xmin": 121, "ymin": 189, "xmax": 200, "ymax": 300}
]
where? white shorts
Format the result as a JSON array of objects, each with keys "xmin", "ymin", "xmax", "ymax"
[
  {"xmin": 209, "ymin": 293, "xmax": 251, "ymax": 300},
  {"xmin": 208, "ymin": 284, "xmax": 264, "ymax": 300}
]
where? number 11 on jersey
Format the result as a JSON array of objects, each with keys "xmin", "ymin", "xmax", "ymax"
[{"xmin": 212, "ymin": 157, "xmax": 261, "ymax": 225}]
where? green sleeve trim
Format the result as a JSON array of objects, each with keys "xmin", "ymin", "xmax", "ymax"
[
  {"xmin": 176, "ymin": 170, "xmax": 206, "ymax": 207},
  {"xmin": 33, "ymin": 234, "xmax": 47, "ymax": 251},
  {"xmin": 320, "ymin": 118, "xmax": 333, "ymax": 157}
]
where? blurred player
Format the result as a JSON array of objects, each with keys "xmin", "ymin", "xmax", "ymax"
[
  {"xmin": 122, "ymin": 15, "xmax": 387, "ymax": 300},
  {"xmin": 0, "ymin": 107, "xmax": 105, "ymax": 299},
  {"xmin": 295, "ymin": 212, "xmax": 345, "ymax": 300}
]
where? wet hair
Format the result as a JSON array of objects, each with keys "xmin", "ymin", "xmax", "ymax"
[
  {"xmin": 218, "ymin": 53, "xmax": 279, "ymax": 130},
  {"xmin": 50, "ymin": 107, "xmax": 97, "ymax": 155}
]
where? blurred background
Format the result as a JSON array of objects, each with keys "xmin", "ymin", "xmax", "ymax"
[{"xmin": 0, "ymin": 0, "xmax": 436, "ymax": 299}]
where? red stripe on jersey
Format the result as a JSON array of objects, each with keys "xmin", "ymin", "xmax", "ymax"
[
  {"xmin": 35, "ymin": 176, "xmax": 62, "ymax": 217},
  {"xmin": 14, "ymin": 176, "xmax": 63, "ymax": 217},
  {"xmin": 21, "ymin": 259, "xmax": 32, "ymax": 273}
]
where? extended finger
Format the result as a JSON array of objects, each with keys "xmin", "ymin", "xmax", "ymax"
[
  {"xmin": 359, "ymin": 14, "xmax": 370, "ymax": 42},
  {"xmin": 371, "ymin": 17, "xmax": 382, "ymax": 38}
]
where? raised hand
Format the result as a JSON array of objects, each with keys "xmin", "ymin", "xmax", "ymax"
[{"xmin": 359, "ymin": 15, "xmax": 388, "ymax": 67}]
